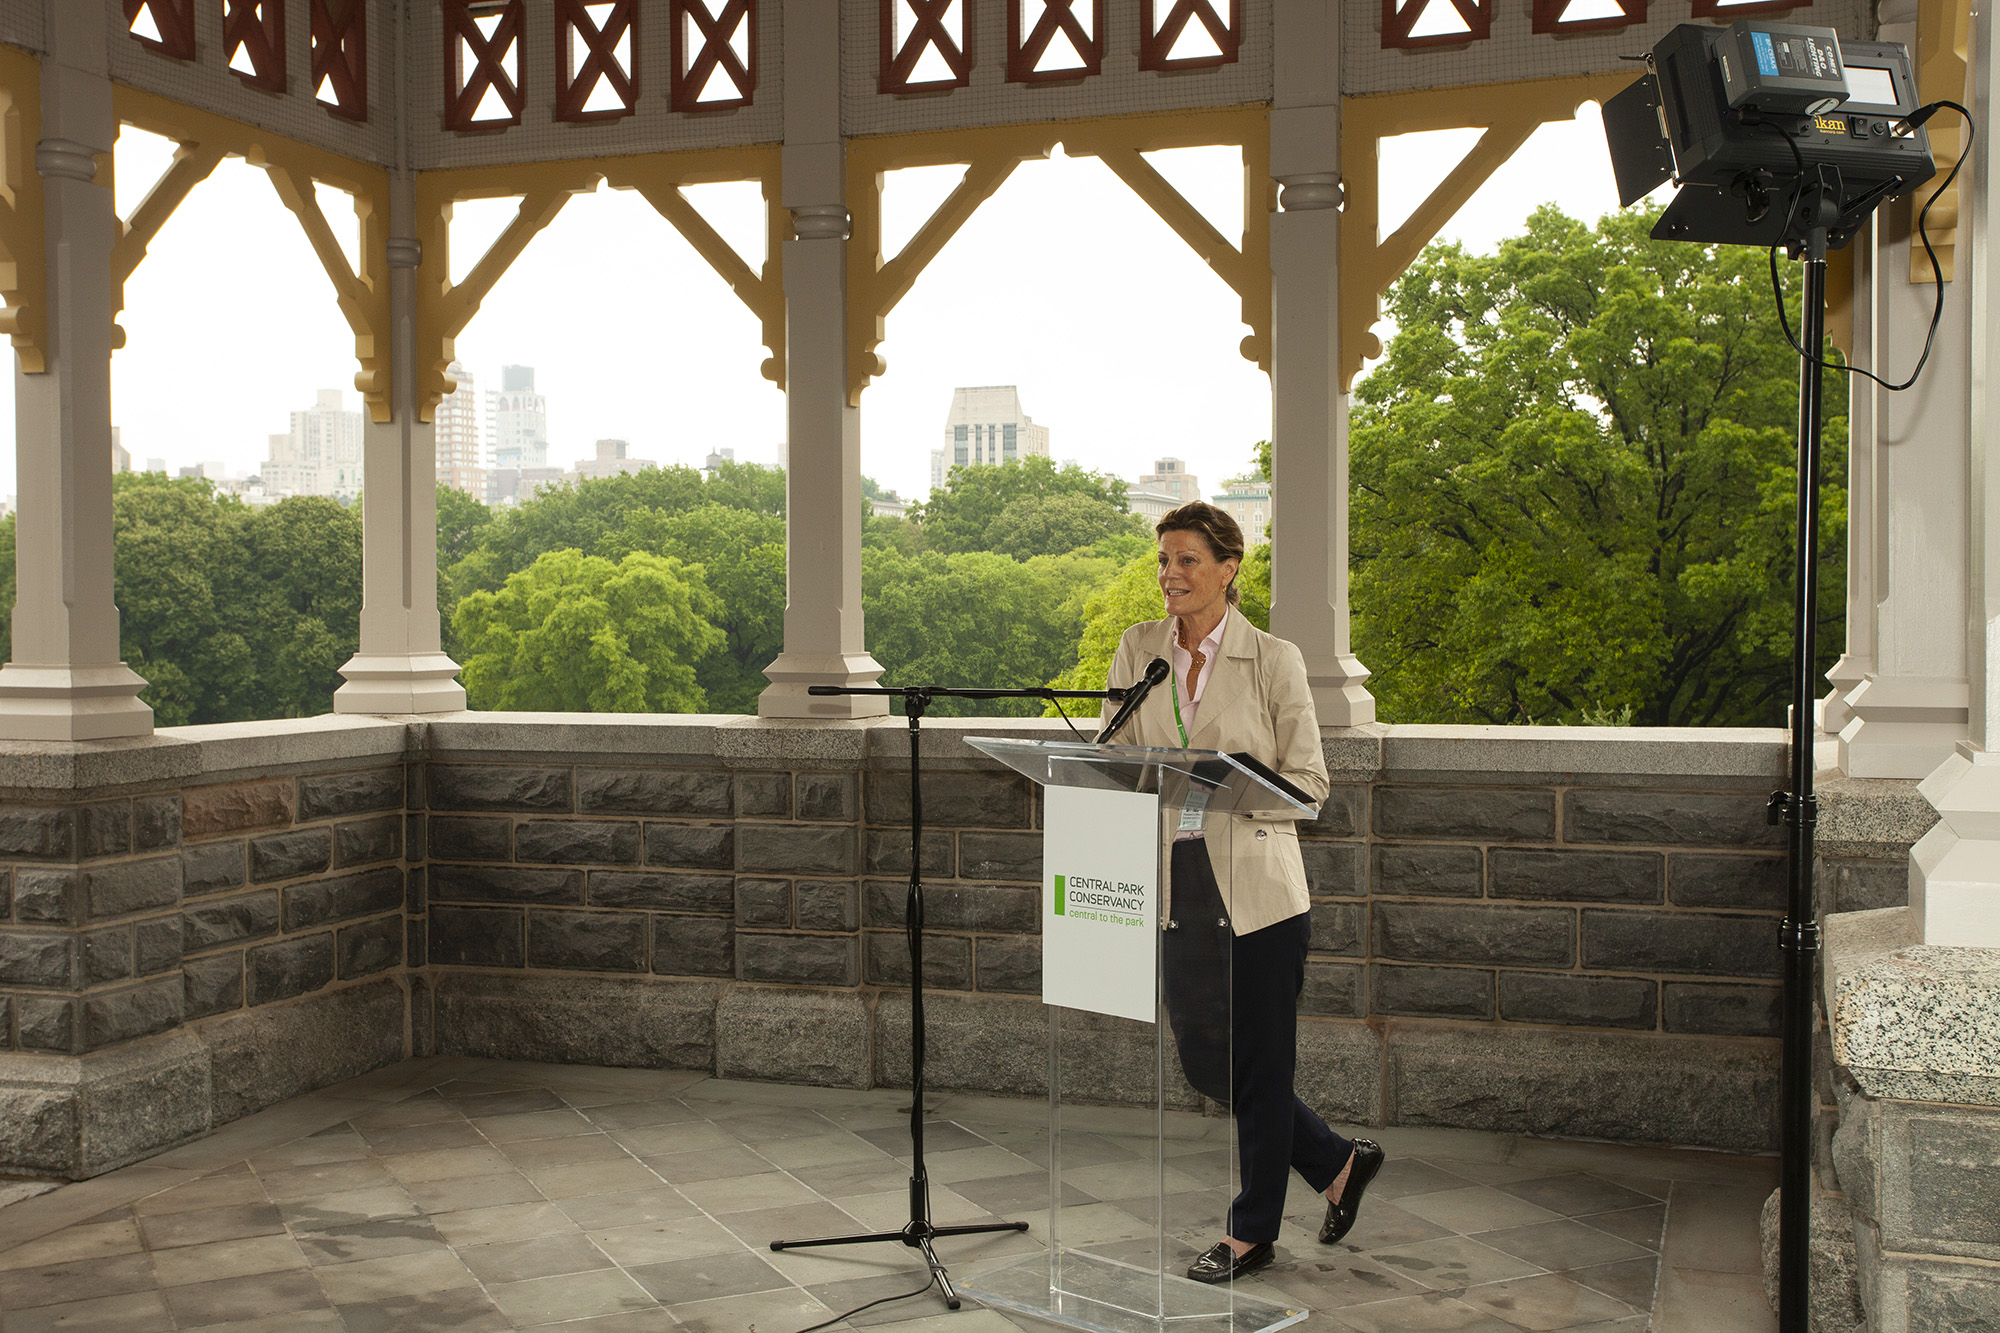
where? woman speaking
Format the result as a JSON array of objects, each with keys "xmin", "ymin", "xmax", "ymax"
[{"xmin": 1106, "ymin": 501, "xmax": 1384, "ymax": 1284}]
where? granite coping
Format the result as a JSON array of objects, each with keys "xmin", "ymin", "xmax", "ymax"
[
  {"xmin": 1381, "ymin": 725, "xmax": 1788, "ymax": 787},
  {"xmin": 1815, "ymin": 775, "xmax": 1940, "ymax": 857},
  {"xmin": 1824, "ymin": 906, "xmax": 2000, "ymax": 1106}
]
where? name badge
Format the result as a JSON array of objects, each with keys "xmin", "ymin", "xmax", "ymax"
[{"xmin": 1177, "ymin": 786, "xmax": 1209, "ymax": 833}]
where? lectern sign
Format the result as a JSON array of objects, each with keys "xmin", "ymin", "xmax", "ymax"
[{"xmin": 1041, "ymin": 785, "xmax": 1158, "ymax": 1023}]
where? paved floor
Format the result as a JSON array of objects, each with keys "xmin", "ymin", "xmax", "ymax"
[{"xmin": 0, "ymin": 1058, "xmax": 1778, "ymax": 1332}]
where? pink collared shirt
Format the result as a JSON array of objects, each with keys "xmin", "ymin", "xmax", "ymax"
[{"xmin": 1169, "ymin": 606, "xmax": 1229, "ymax": 740}]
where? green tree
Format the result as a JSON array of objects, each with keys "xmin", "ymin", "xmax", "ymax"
[
  {"xmin": 437, "ymin": 483, "xmax": 495, "ymax": 568},
  {"xmin": 909, "ymin": 456, "xmax": 1139, "ymax": 555},
  {"xmin": 452, "ymin": 548, "xmax": 724, "ymax": 712},
  {"xmin": 984, "ymin": 490, "xmax": 1147, "ymax": 559},
  {"xmin": 234, "ymin": 494, "xmax": 364, "ymax": 719},
  {"xmin": 1349, "ymin": 204, "xmax": 1845, "ymax": 726}
]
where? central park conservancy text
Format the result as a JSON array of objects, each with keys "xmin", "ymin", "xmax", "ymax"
[
  {"xmin": 1066, "ymin": 908, "xmax": 1146, "ymax": 926},
  {"xmin": 1066, "ymin": 879, "xmax": 1146, "ymax": 912}
]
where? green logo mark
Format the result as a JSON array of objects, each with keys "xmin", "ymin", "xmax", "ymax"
[{"xmin": 1054, "ymin": 874, "xmax": 1066, "ymax": 916}]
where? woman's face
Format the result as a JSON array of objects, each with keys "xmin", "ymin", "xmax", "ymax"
[{"xmin": 1157, "ymin": 529, "xmax": 1239, "ymax": 625}]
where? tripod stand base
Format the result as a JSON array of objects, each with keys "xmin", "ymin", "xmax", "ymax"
[{"xmin": 771, "ymin": 1219, "xmax": 1031, "ymax": 1311}]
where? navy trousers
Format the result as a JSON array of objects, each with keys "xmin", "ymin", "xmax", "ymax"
[{"xmin": 1164, "ymin": 839, "xmax": 1352, "ymax": 1244}]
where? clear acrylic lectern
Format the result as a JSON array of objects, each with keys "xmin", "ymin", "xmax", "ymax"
[{"xmin": 960, "ymin": 738, "xmax": 1317, "ymax": 1333}]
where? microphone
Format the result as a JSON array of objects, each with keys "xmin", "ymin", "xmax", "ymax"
[{"xmin": 1095, "ymin": 657, "xmax": 1171, "ymax": 744}]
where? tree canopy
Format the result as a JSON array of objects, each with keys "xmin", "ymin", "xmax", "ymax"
[{"xmin": 907, "ymin": 456, "xmax": 1144, "ymax": 557}]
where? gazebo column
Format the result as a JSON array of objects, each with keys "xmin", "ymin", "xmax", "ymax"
[
  {"xmin": 758, "ymin": 0, "xmax": 886, "ymax": 719},
  {"xmin": 1266, "ymin": 0, "xmax": 1374, "ymax": 726},
  {"xmin": 0, "ymin": 5, "xmax": 151, "ymax": 740},
  {"xmin": 335, "ymin": 173, "xmax": 466, "ymax": 714},
  {"xmin": 1821, "ymin": 238, "xmax": 1875, "ymax": 737}
]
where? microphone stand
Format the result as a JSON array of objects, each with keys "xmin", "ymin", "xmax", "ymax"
[{"xmin": 771, "ymin": 681, "xmax": 1124, "ymax": 1312}]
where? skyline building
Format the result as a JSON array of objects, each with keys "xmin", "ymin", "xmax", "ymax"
[
  {"xmin": 1215, "ymin": 475, "xmax": 1272, "ymax": 546},
  {"xmin": 571, "ymin": 438, "xmax": 655, "ymax": 482},
  {"xmin": 487, "ymin": 363, "xmax": 549, "ymax": 472},
  {"xmin": 928, "ymin": 385, "xmax": 1049, "ymax": 493},
  {"xmin": 1128, "ymin": 457, "xmax": 1201, "ymax": 521},
  {"xmin": 434, "ymin": 362, "xmax": 485, "ymax": 497},
  {"xmin": 260, "ymin": 388, "xmax": 362, "ymax": 500}
]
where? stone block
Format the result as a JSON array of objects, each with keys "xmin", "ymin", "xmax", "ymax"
[
  {"xmin": 578, "ymin": 768, "xmax": 732, "ymax": 817},
  {"xmin": 183, "ymin": 953, "xmax": 244, "ymax": 1019},
  {"xmin": 1373, "ymin": 844, "xmax": 1482, "ymax": 898},
  {"xmin": 866, "ymin": 929, "xmax": 971, "ymax": 989},
  {"xmin": 406, "ymin": 866, "xmax": 426, "ymax": 913},
  {"xmin": 78, "ymin": 802, "xmax": 132, "ymax": 857},
  {"xmin": 429, "ymin": 906, "xmax": 525, "ymax": 968},
  {"xmin": 1758, "ymin": 1177, "xmax": 1868, "ymax": 1333},
  {"xmin": 17, "ymin": 997, "xmax": 75, "ymax": 1051},
  {"xmin": 246, "ymin": 934, "xmax": 336, "ymax": 1006},
  {"xmin": 1582, "ymin": 909, "xmax": 1780, "ymax": 978},
  {"xmin": 590, "ymin": 871, "xmax": 732, "ymax": 913},
  {"xmin": 1499, "ymin": 972, "xmax": 1658, "ymax": 1030},
  {"xmin": 652, "ymin": 915, "xmax": 734, "ymax": 977},
  {"xmin": 738, "ymin": 824, "xmax": 856, "ymax": 876},
  {"xmin": 199, "ymin": 978, "xmax": 404, "ymax": 1125},
  {"xmin": 83, "ymin": 978, "xmax": 183, "ymax": 1050},
  {"xmin": 0, "ymin": 994, "xmax": 9, "ymax": 1047},
  {"xmin": 429, "ymin": 815, "xmax": 511, "ymax": 862},
  {"xmin": 1375, "ymin": 786, "xmax": 1557, "ymax": 842},
  {"xmin": 183, "ymin": 781, "xmax": 293, "ymax": 840},
  {"xmin": 407, "ymin": 917, "xmax": 427, "ymax": 967},
  {"xmin": 1302, "ymin": 841, "xmax": 1366, "ymax": 897},
  {"xmin": 1823, "ymin": 858, "xmax": 1907, "ymax": 914},
  {"xmin": 249, "ymin": 829, "xmax": 332, "ymax": 883},
  {"xmin": 959, "ymin": 831, "xmax": 1040, "ymax": 882},
  {"xmin": 15, "ymin": 869, "xmax": 79, "ymax": 924},
  {"xmin": 332, "ymin": 815, "xmax": 402, "ymax": 868},
  {"xmin": 84, "ymin": 857, "xmax": 182, "ymax": 921},
  {"xmin": 0, "ymin": 868, "xmax": 8, "ymax": 917},
  {"xmin": 134, "ymin": 796, "xmax": 182, "ymax": 851},
  {"xmin": 1373, "ymin": 963, "xmax": 1495, "ymax": 1019},
  {"xmin": 182, "ymin": 842, "xmax": 246, "ymax": 897},
  {"xmin": 1375, "ymin": 901, "xmax": 1575, "ymax": 967},
  {"xmin": 1294, "ymin": 1019, "xmax": 1386, "ymax": 1124},
  {"xmin": 734, "ymin": 772, "xmax": 792, "ymax": 818},
  {"xmin": 1489, "ymin": 848, "xmax": 1663, "ymax": 904},
  {"xmin": 135, "ymin": 917, "xmax": 183, "ymax": 975},
  {"xmin": 735, "ymin": 878, "xmax": 791, "ymax": 927},
  {"xmin": 84, "ymin": 927, "xmax": 132, "ymax": 984},
  {"xmin": 528, "ymin": 909, "xmax": 647, "ymax": 972},
  {"xmin": 798, "ymin": 773, "xmax": 858, "ymax": 822},
  {"xmin": 427, "ymin": 764, "xmax": 573, "ymax": 814},
  {"xmin": 516, "ymin": 820, "xmax": 641, "ymax": 866},
  {"xmin": 796, "ymin": 881, "xmax": 860, "ymax": 932},
  {"xmin": 1308, "ymin": 901, "xmax": 1367, "ymax": 956},
  {"xmin": 0, "ymin": 806, "xmax": 76, "ymax": 858},
  {"xmin": 0, "ymin": 1030, "xmax": 215, "ymax": 1178},
  {"xmin": 282, "ymin": 867, "xmax": 405, "ymax": 932},
  {"xmin": 863, "ymin": 880, "xmax": 1036, "ymax": 933},
  {"xmin": 1300, "ymin": 785, "xmax": 1367, "ymax": 839},
  {"xmin": 405, "ymin": 813, "xmax": 426, "ymax": 861},
  {"xmin": 643, "ymin": 823, "xmax": 736, "ymax": 870},
  {"xmin": 866, "ymin": 829, "xmax": 953, "ymax": 877},
  {"xmin": 1663, "ymin": 982, "xmax": 1780, "ymax": 1036},
  {"xmin": 875, "ymin": 991, "xmax": 1049, "ymax": 1098},
  {"xmin": 1300, "ymin": 961, "xmax": 1367, "ymax": 1018},
  {"xmin": 337, "ymin": 915, "xmax": 404, "ymax": 980},
  {"xmin": 298, "ymin": 767, "xmax": 406, "ymax": 821},
  {"xmin": 1387, "ymin": 1024, "xmax": 1779, "ymax": 1152},
  {"xmin": 410, "ymin": 973, "xmax": 433, "ymax": 1057},
  {"xmin": 715, "ymin": 987, "xmax": 872, "ymax": 1089},
  {"xmin": 867, "ymin": 770, "xmax": 1030, "ymax": 829},
  {"xmin": 1670, "ymin": 853, "xmax": 1789, "ymax": 910},
  {"xmin": 434, "ymin": 972, "xmax": 720, "ymax": 1069},
  {"xmin": 1564, "ymin": 789, "xmax": 1783, "ymax": 848},
  {"xmin": 1887, "ymin": 1111, "xmax": 2000, "ymax": 1252},
  {"xmin": 0, "ymin": 932, "xmax": 75, "ymax": 987},
  {"xmin": 739, "ymin": 932, "xmax": 859, "ymax": 986},
  {"xmin": 431, "ymin": 863, "xmax": 584, "ymax": 906},
  {"xmin": 975, "ymin": 935, "xmax": 1041, "ymax": 993}
]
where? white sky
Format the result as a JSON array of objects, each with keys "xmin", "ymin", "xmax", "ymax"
[{"xmin": 0, "ymin": 103, "xmax": 1645, "ymax": 507}]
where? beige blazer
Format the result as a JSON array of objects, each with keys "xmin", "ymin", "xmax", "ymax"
[{"xmin": 1109, "ymin": 610, "xmax": 1330, "ymax": 936}]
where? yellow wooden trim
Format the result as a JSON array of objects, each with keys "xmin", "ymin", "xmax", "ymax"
[
  {"xmin": 0, "ymin": 42, "xmax": 46, "ymax": 373},
  {"xmin": 1338, "ymin": 72, "xmax": 1633, "ymax": 391},
  {"xmin": 845, "ymin": 106, "xmax": 1272, "ymax": 405},
  {"xmin": 1910, "ymin": 0, "xmax": 1970, "ymax": 283}
]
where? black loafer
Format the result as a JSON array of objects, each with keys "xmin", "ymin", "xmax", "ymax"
[
  {"xmin": 1318, "ymin": 1139, "xmax": 1386, "ymax": 1245},
  {"xmin": 1186, "ymin": 1240, "xmax": 1273, "ymax": 1284}
]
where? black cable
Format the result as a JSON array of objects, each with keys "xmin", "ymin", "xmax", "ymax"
[
  {"xmin": 1048, "ymin": 692, "xmax": 1089, "ymax": 741},
  {"xmin": 794, "ymin": 1273, "xmax": 941, "ymax": 1332}
]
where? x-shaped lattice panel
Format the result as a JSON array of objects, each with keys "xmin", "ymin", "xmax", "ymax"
[
  {"xmin": 1532, "ymin": 0, "xmax": 1646, "ymax": 33},
  {"xmin": 124, "ymin": 0, "xmax": 196, "ymax": 61},
  {"xmin": 1008, "ymin": 0, "xmax": 1104, "ymax": 83},
  {"xmin": 445, "ymin": 0, "xmax": 525, "ymax": 130},
  {"xmin": 311, "ymin": 0, "xmax": 368, "ymax": 121},
  {"xmin": 1382, "ymin": 0, "xmax": 1491, "ymax": 48},
  {"xmin": 672, "ymin": 0, "xmax": 757, "ymax": 111},
  {"xmin": 880, "ymin": 0, "xmax": 972, "ymax": 94},
  {"xmin": 1690, "ymin": 0, "xmax": 1806, "ymax": 14},
  {"xmin": 557, "ymin": 0, "xmax": 638, "ymax": 122},
  {"xmin": 1140, "ymin": 0, "xmax": 1240, "ymax": 70},
  {"xmin": 225, "ymin": 0, "xmax": 286, "ymax": 92}
]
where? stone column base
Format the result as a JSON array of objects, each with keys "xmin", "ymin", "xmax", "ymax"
[
  {"xmin": 1838, "ymin": 676, "xmax": 1971, "ymax": 779},
  {"xmin": 0, "ymin": 1032, "xmax": 211, "ymax": 1179},
  {"xmin": 1309, "ymin": 655, "xmax": 1378, "ymax": 727},
  {"xmin": 334, "ymin": 653, "xmax": 468, "ymax": 714},
  {"xmin": 1912, "ymin": 744, "xmax": 2000, "ymax": 947},
  {"xmin": 0, "ymin": 662, "xmax": 154, "ymax": 740},
  {"xmin": 758, "ymin": 652, "xmax": 891, "ymax": 718}
]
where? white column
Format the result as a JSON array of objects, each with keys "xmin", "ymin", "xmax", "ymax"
[
  {"xmin": 1821, "ymin": 236, "xmax": 1874, "ymax": 736},
  {"xmin": 757, "ymin": 0, "xmax": 886, "ymax": 719},
  {"xmin": 335, "ymin": 172, "xmax": 466, "ymax": 714},
  {"xmin": 1266, "ymin": 0, "xmax": 1373, "ymax": 726},
  {"xmin": 0, "ymin": 6, "xmax": 152, "ymax": 740}
]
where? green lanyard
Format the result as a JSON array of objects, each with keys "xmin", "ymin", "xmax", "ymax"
[{"xmin": 1169, "ymin": 668, "xmax": 1191, "ymax": 748}]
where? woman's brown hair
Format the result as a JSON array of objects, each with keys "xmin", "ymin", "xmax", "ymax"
[{"xmin": 1156, "ymin": 501, "xmax": 1246, "ymax": 605}]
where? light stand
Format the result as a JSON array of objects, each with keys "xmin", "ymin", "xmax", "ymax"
[{"xmin": 771, "ymin": 681, "xmax": 1122, "ymax": 1312}]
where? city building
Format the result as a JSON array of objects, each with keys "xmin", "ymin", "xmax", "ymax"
[
  {"xmin": 571, "ymin": 438, "xmax": 655, "ymax": 482},
  {"xmin": 928, "ymin": 385, "xmax": 1050, "ymax": 492},
  {"xmin": 704, "ymin": 447, "xmax": 736, "ymax": 474},
  {"xmin": 1123, "ymin": 482, "xmax": 1182, "ymax": 521},
  {"xmin": 487, "ymin": 363, "xmax": 549, "ymax": 471},
  {"xmin": 111, "ymin": 427, "xmax": 128, "ymax": 474},
  {"xmin": 1139, "ymin": 457, "xmax": 1201, "ymax": 506},
  {"xmin": 433, "ymin": 361, "xmax": 484, "ymax": 497},
  {"xmin": 1214, "ymin": 476, "xmax": 1273, "ymax": 545},
  {"xmin": 260, "ymin": 388, "xmax": 362, "ymax": 500}
]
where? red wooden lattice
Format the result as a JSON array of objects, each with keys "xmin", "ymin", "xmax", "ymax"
[
  {"xmin": 311, "ymin": 0, "xmax": 368, "ymax": 121},
  {"xmin": 445, "ymin": 0, "xmax": 525, "ymax": 130},
  {"xmin": 880, "ymin": 0, "xmax": 973, "ymax": 94},
  {"xmin": 1690, "ymin": 0, "xmax": 1806, "ymax": 15},
  {"xmin": 123, "ymin": 0, "xmax": 196, "ymax": 61},
  {"xmin": 1382, "ymin": 0, "xmax": 1492, "ymax": 49},
  {"xmin": 557, "ymin": 0, "xmax": 638, "ymax": 122},
  {"xmin": 1008, "ymin": 0, "xmax": 1104, "ymax": 83},
  {"xmin": 225, "ymin": 0, "xmax": 286, "ymax": 92},
  {"xmin": 671, "ymin": 0, "xmax": 757, "ymax": 111},
  {"xmin": 1139, "ymin": 0, "xmax": 1240, "ymax": 71},
  {"xmin": 1532, "ymin": 0, "xmax": 1646, "ymax": 34}
]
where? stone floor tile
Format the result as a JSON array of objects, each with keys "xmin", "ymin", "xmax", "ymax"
[
  {"xmin": 277, "ymin": 1184, "xmax": 421, "ymax": 1232},
  {"xmin": 1415, "ymin": 1156, "xmax": 1553, "ymax": 1189},
  {"xmin": 159, "ymin": 1266, "xmax": 331, "ymax": 1327},
  {"xmin": 1318, "ymin": 1198, "xmax": 1457, "ymax": 1250},
  {"xmin": 1593, "ymin": 1172, "xmax": 1674, "ymax": 1202},
  {"xmin": 523, "ymin": 1309, "xmax": 681, "ymax": 1331},
  {"xmin": 1021, "ymin": 1201, "xmax": 1155, "ymax": 1248},
  {"xmin": 857, "ymin": 1122, "xmax": 990, "ymax": 1157},
  {"xmin": 587, "ymin": 1214, "xmax": 749, "ymax": 1266},
  {"xmin": 399, "ymin": 1169, "xmax": 544, "ymax": 1214},
  {"xmin": 1396, "ymin": 1185, "xmax": 1566, "ymax": 1236},
  {"xmin": 641, "ymin": 1144, "xmax": 775, "ymax": 1184},
  {"xmin": 1663, "ymin": 1181, "xmax": 1772, "ymax": 1275},
  {"xmin": 0, "ymin": 1249, "xmax": 159, "ymax": 1309},
  {"xmin": 1060, "ymin": 1159, "xmax": 1211, "ymax": 1203},
  {"xmin": 518, "ymin": 1156, "xmax": 665, "ymax": 1200},
  {"xmin": 379, "ymin": 1144, "xmax": 518, "ymax": 1185},
  {"xmin": 678, "ymin": 1170, "xmax": 823, "ymax": 1215},
  {"xmin": 498, "ymin": 1132, "xmax": 636, "ymax": 1172},
  {"xmin": 254, "ymin": 1158, "xmax": 399, "ymax": 1203},
  {"xmin": 1577, "ymin": 1204, "xmax": 1666, "ymax": 1250},
  {"xmin": 448, "ymin": 1087, "xmax": 570, "ymax": 1119},
  {"xmin": 1454, "ymin": 1272, "xmax": 1640, "ymax": 1331},
  {"xmin": 762, "ymin": 1235, "xmax": 947, "ymax": 1289},
  {"xmin": 1652, "ymin": 1265, "xmax": 1777, "ymax": 1333},
  {"xmin": 917, "ymin": 1146, "xmax": 1043, "ymax": 1186},
  {"xmin": 1324, "ymin": 1290, "xmax": 1523, "ymax": 1332},
  {"xmin": 1369, "ymin": 1158, "xmax": 1481, "ymax": 1201},
  {"xmin": 716, "ymin": 1109, "xmax": 851, "ymax": 1144},
  {"xmin": 803, "ymin": 1270, "xmax": 949, "ymax": 1329},
  {"xmin": 176, "ymin": 1307, "xmax": 347, "ymax": 1331},
  {"xmin": 0, "ymin": 1167, "xmax": 196, "ymax": 1252},
  {"xmin": 789, "ymin": 1156, "xmax": 917, "ymax": 1200},
  {"xmin": 1364, "ymin": 1128, "xmax": 1517, "ymax": 1166},
  {"xmin": 831, "ymin": 1185, "xmax": 994, "ymax": 1233},
  {"xmin": 486, "ymin": 1266, "xmax": 663, "ymax": 1324},
  {"xmin": 428, "ymin": 1199, "xmax": 580, "ymax": 1247},
  {"xmin": 130, "ymin": 1172, "xmax": 271, "ymax": 1217},
  {"xmin": 242, "ymin": 1132, "xmax": 371, "ymax": 1172},
  {"xmin": 866, "ymin": 1307, "xmax": 1031, "ymax": 1332},
  {"xmin": 478, "ymin": 1106, "xmax": 600, "ymax": 1144},
  {"xmin": 1258, "ymin": 1250, "xmax": 1433, "ymax": 1310},
  {"xmin": 1569, "ymin": 1254, "xmax": 1661, "ymax": 1309},
  {"xmin": 294, "ymin": 1214, "xmax": 448, "ymax": 1267},
  {"xmin": 148, "ymin": 1231, "xmax": 309, "ymax": 1286},
  {"xmin": 458, "ymin": 1229, "xmax": 614, "ymax": 1284},
  {"xmin": 625, "ymin": 1247, "xmax": 796, "ymax": 1304},
  {"xmin": 608, "ymin": 1119, "xmax": 742, "ymax": 1158},
  {"xmin": 755, "ymin": 1131, "xmax": 900, "ymax": 1172},
  {"xmin": 1474, "ymin": 1218, "xmax": 1654, "ymax": 1272},
  {"xmin": 346, "ymin": 1093, "xmax": 462, "ymax": 1132},
  {"xmin": 1499, "ymin": 1173, "xmax": 1666, "ymax": 1219},
  {"xmin": 1511, "ymin": 1139, "xmax": 1778, "ymax": 1189},
  {"xmin": 331, "ymin": 1284, "xmax": 515, "ymax": 1333},
  {"xmin": 135, "ymin": 1201, "xmax": 287, "ymax": 1251},
  {"xmin": 311, "ymin": 1246, "xmax": 482, "ymax": 1304},
  {"xmin": 1369, "ymin": 1235, "xmax": 1547, "ymax": 1292},
  {"xmin": 667, "ymin": 1285, "xmax": 838, "ymax": 1333},
  {"xmin": 946, "ymin": 1170, "xmax": 1093, "ymax": 1215},
  {"xmin": 353, "ymin": 1119, "xmax": 489, "ymax": 1156},
  {"xmin": 0, "ymin": 1287, "xmax": 176, "ymax": 1333},
  {"xmin": 0, "ymin": 1217, "xmax": 144, "ymax": 1272},
  {"xmin": 575, "ymin": 1099, "xmax": 701, "ymax": 1132},
  {"xmin": 554, "ymin": 1183, "xmax": 699, "ymax": 1231}
]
